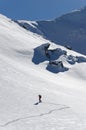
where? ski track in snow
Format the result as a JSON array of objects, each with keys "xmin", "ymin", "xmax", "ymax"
[{"xmin": 0, "ymin": 103, "xmax": 70, "ymax": 127}]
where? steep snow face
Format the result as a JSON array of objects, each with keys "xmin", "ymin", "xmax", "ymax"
[
  {"xmin": 0, "ymin": 14, "xmax": 86, "ymax": 130},
  {"xmin": 18, "ymin": 7, "xmax": 86, "ymax": 55}
]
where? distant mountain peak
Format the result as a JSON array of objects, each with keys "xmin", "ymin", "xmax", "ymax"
[{"xmin": 14, "ymin": 6, "xmax": 86, "ymax": 55}]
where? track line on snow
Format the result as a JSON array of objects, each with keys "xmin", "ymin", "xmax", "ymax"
[
  {"xmin": 43, "ymin": 102, "xmax": 67, "ymax": 106},
  {"xmin": 0, "ymin": 106, "xmax": 70, "ymax": 127}
]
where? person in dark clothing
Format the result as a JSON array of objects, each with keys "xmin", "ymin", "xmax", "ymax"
[{"xmin": 38, "ymin": 95, "xmax": 42, "ymax": 103}]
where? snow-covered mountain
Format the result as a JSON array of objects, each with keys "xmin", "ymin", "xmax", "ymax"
[
  {"xmin": 18, "ymin": 6, "xmax": 86, "ymax": 55},
  {"xmin": 0, "ymin": 11, "xmax": 86, "ymax": 130}
]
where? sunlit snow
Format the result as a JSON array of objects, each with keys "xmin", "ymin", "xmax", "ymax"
[{"xmin": 0, "ymin": 14, "xmax": 86, "ymax": 130}]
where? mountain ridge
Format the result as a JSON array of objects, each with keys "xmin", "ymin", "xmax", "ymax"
[{"xmin": 17, "ymin": 6, "xmax": 86, "ymax": 55}]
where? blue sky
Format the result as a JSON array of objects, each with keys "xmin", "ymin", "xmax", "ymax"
[{"xmin": 0, "ymin": 0, "xmax": 86, "ymax": 20}]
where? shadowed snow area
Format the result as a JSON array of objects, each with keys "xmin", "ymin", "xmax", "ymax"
[
  {"xmin": 32, "ymin": 43, "xmax": 86, "ymax": 73},
  {"xmin": 18, "ymin": 7, "xmax": 86, "ymax": 55},
  {"xmin": 0, "ymin": 14, "xmax": 86, "ymax": 130}
]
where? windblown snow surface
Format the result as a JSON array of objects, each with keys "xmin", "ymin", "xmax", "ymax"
[{"xmin": 0, "ymin": 14, "xmax": 86, "ymax": 130}]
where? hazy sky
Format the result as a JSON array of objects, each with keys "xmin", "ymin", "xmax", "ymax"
[{"xmin": 0, "ymin": 0, "xmax": 86, "ymax": 20}]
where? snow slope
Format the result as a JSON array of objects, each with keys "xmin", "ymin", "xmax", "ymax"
[{"xmin": 0, "ymin": 14, "xmax": 86, "ymax": 130}]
